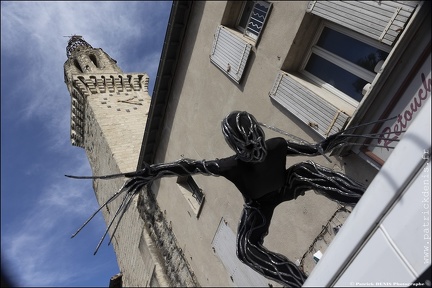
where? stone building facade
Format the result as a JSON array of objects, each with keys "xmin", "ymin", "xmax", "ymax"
[
  {"xmin": 139, "ymin": 1, "xmax": 430, "ymax": 287},
  {"xmin": 64, "ymin": 0, "xmax": 430, "ymax": 286},
  {"xmin": 64, "ymin": 36, "xmax": 198, "ymax": 287}
]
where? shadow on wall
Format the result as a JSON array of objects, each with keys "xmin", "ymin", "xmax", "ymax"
[{"xmin": 150, "ymin": 2, "xmax": 205, "ymax": 191}]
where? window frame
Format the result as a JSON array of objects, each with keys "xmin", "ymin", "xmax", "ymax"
[
  {"xmin": 185, "ymin": 175, "xmax": 204, "ymax": 205},
  {"xmin": 176, "ymin": 175, "xmax": 205, "ymax": 218},
  {"xmin": 235, "ymin": 0, "xmax": 271, "ymax": 42},
  {"xmin": 300, "ymin": 21, "xmax": 392, "ymax": 106},
  {"xmin": 236, "ymin": 1, "xmax": 254, "ymax": 34}
]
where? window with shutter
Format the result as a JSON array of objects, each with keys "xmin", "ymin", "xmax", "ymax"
[
  {"xmin": 176, "ymin": 176, "xmax": 205, "ymax": 218},
  {"xmin": 271, "ymin": 8, "xmax": 397, "ymax": 138},
  {"xmin": 210, "ymin": 25, "xmax": 252, "ymax": 83},
  {"xmin": 211, "ymin": 1, "xmax": 271, "ymax": 83},
  {"xmin": 269, "ymin": 72, "xmax": 351, "ymax": 138},
  {"xmin": 236, "ymin": 1, "xmax": 271, "ymax": 41},
  {"xmin": 302, "ymin": 23, "xmax": 391, "ymax": 103},
  {"xmin": 306, "ymin": 1, "xmax": 420, "ymax": 46}
]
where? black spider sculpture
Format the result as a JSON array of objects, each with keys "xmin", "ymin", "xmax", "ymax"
[{"xmin": 67, "ymin": 111, "xmax": 401, "ymax": 287}]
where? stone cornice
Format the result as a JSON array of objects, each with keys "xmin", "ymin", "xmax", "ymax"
[{"xmin": 69, "ymin": 73, "xmax": 149, "ymax": 148}]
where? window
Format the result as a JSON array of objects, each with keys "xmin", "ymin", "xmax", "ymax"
[
  {"xmin": 74, "ymin": 59, "xmax": 83, "ymax": 73},
  {"xmin": 236, "ymin": 1, "xmax": 271, "ymax": 41},
  {"xmin": 210, "ymin": 26, "xmax": 252, "ymax": 84},
  {"xmin": 302, "ymin": 23, "xmax": 390, "ymax": 104},
  {"xmin": 212, "ymin": 1, "xmax": 271, "ymax": 83},
  {"xmin": 306, "ymin": 1, "xmax": 419, "ymax": 46},
  {"xmin": 89, "ymin": 54, "xmax": 99, "ymax": 68},
  {"xmin": 176, "ymin": 176, "xmax": 205, "ymax": 217}
]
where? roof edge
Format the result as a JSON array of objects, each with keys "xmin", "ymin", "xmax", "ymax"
[{"xmin": 137, "ymin": 1, "xmax": 194, "ymax": 169}]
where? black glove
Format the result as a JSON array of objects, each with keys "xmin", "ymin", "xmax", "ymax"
[{"xmin": 317, "ymin": 131, "xmax": 347, "ymax": 156}]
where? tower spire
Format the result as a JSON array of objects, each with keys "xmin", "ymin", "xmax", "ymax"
[{"xmin": 66, "ymin": 35, "xmax": 93, "ymax": 57}]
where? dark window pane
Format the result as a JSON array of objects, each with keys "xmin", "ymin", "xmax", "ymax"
[
  {"xmin": 238, "ymin": 1, "xmax": 254, "ymax": 29},
  {"xmin": 317, "ymin": 27, "xmax": 389, "ymax": 73},
  {"xmin": 305, "ymin": 54, "xmax": 367, "ymax": 102},
  {"xmin": 246, "ymin": 2, "xmax": 270, "ymax": 37}
]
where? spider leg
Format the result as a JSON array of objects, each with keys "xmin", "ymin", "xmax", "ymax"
[
  {"xmin": 65, "ymin": 172, "xmax": 131, "ymax": 180},
  {"xmin": 330, "ymin": 129, "xmax": 407, "ymax": 151},
  {"xmin": 93, "ymin": 189, "xmax": 133, "ymax": 255},
  {"xmin": 93, "ymin": 178, "xmax": 145, "ymax": 255},
  {"xmin": 362, "ymin": 130, "xmax": 407, "ymax": 136},
  {"xmin": 107, "ymin": 182, "xmax": 146, "ymax": 246},
  {"xmin": 108, "ymin": 179, "xmax": 146, "ymax": 245},
  {"xmin": 340, "ymin": 142, "xmax": 400, "ymax": 149},
  {"xmin": 66, "ymin": 165, "xmax": 149, "ymax": 180},
  {"xmin": 340, "ymin": 115, "xmax": 398, "ymax": 134},
  {"xmin": 71, "ymin": 179, "xmax": 131, "ymax": 238},
  {"xmin": 335, "ymin": 134, "xmax": 402, "ymax": 141},
  {"xmin": 322, "ymin": 126, "xmax": 406, "ymax": 158}
]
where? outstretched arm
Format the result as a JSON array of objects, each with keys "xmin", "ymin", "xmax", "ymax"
[
  {"xmin": 286, "ymin": 133, "xmax": 346, "ymax": 156},
  {"xmin": 66, "ymin": 158, "xmax": 221, "ymax": 182},
  {"xmin": 286, "ymin": 140, "xmax": 321, "ymax": 156},
  {"xmin": 124, "ymin": 158, "xmax": 221, "ymax": 181},
  {"xmin": 66, "ymin": 158, "xmax": 221, "ymax": 255},
  {"xmin": 286, "ymin": 132, "xmax": 364, "ymax": 160},
  {"xmin": 286, "ymin": 115, "xmax": 404, "ymax": 160}
]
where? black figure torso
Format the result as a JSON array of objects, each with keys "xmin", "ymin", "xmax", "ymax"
[{"xmin": 216, "ymin": 137, "xmax": 288, "ymax": 200}]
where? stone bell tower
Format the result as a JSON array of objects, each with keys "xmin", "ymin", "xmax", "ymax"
[
  {"xmin": 63, "ymin": 35, "xmax": 153, "ymax": 286},
  {"xmin": 63, "ymin": 35, "xmax": 151, "ymax": 172},
  {"xmin": 64, "ymin": 36, "xmax": 198, "ymax": 287}
]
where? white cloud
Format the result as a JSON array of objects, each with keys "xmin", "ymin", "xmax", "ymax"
[
  {"xmin": 2, "ymin": 149, "xmax": 121, "ymax": 286},
  {"xmin": 1, "ymin": 1, "xmax": 169, "ymax": 150},
  {"xmin": 2, "ymin": 177, "xmax": 100, "ymax": 285}
]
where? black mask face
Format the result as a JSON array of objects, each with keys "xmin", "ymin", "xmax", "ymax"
[{"xmin": 221, "ymin": 111, "xmax": 268, "ymax": 162}]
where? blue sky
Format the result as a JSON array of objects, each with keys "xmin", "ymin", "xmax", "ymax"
[{"xmin": 1, "ymin": 1, "xmax": 172, "ymax": 286}]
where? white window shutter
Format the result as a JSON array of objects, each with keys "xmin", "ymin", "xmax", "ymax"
[
  {"xmin": 307, "ymin": 1, "xmax": 419, "ymax": 46},
  {"xmin": 210, "ymin": 26, "xmax": 252, "ymax": 84},
  {"xmin": 269, "ymin": 72, "xmax": 350, "ymax": 137}
]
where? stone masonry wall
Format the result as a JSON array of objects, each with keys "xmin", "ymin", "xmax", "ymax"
[
  {"xmin": 84, "ymin": 91, "xmax": 199, "ymax": 287},
  {"xmin": 66, "ymin": 45, "xmax": 201, "ymax": 286},
  {"xmin": 84, "ymin": 100, "xmax": 148, "ymax": 286},
  {"xmin": 80, "ymin": 73, "xmax": 158, "ymax": 286}
]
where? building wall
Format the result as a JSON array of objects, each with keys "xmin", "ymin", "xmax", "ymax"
[
  {"xmin": 151, "ymin": 1, "xmax": 377, "ymax": 286},
  {"xmin": 83, "ymin": 81, "xmax": 152, "ymax": 286},
  {"xmin": 84, "ymin": 90, "xmax": 199, "ymax": 286},
  {"xmin": 64, "ymin": 42, "xmax": 159, "ymax": 286},
  {"xmin": 65, "ymin": 33, "xmax": 206, "ymax": 286}
]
